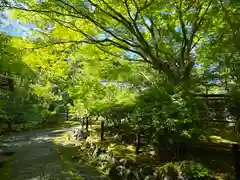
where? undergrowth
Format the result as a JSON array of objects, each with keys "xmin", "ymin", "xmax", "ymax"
[{"xmin": 52, "ymin": 125, "xmax": 236, "ymax": 180}]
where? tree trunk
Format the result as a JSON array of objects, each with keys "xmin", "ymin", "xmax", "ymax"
[
  {"xmin": 101, "ymin": 120, "xmax": 104, "ymax": 141},
  {"xmin": 86, "ymin": 116, "xmax": 89, "ymax": 132},
  {"xmin": 178, "ymin": 142, "xmax": 187, "ymax": 160},
  {"xmin": 7, "ymin": 120, "xmax": 12, "ymax": 132},
  {"xmin": 205, "ymin": 85, "xmax": 208, "ymax": 95},
  {"xmin": 235, "ymin": 115, "xmax": 240, "ymax": 141},
  {"xmin": 66, "ymin": 106, "xmax": 69, "ymax": 121},
  {"xmin": 232, "ymin": 144, "xmax": 240, "ymax": 180},
  {"xmin": 136, "ymin": 132, "xmax": 140, "ymax": 154}
]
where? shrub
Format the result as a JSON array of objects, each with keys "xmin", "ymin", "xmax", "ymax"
[
  {"xmin": 181, "ymin": 161, "xmax": 214, "ymax": 180},
  {"xmin": 157, "ymin": 161, "xmax": 215, "ymax": 180}
]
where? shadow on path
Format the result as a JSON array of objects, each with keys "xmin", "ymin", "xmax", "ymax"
[{"xmin": 0, "ymin": 127, "xmax": 105, "ymax": 180}]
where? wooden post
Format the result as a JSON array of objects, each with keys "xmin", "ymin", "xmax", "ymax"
[
  {"xmin": 178, "ymin": 142, "xmax": 187, "ymax": 160},
  {"xmin": 7, "ymin": 119, "xmax": 12, "ymax": 132},
  {"xmin": 66, "ymin": 106, "xmax": 69, "ymax": 121},
  {"xmin": 86, "ymin": 116, "xmax": 89, "ymax": 132},
  {"xmin": 80, "ymin": 117, "xmax": 84, "ymax": 127},
  {"xmin": 232, "ymin": 144, "xmax": 240, "ymax": 180},
  {"xmin": 136, "ymin": 132, "xmax": 140, "ymax": 154},
  {"xmin": 101, "ymin": 120, "xmax": 104, "ymax": 141},
  {"xmin": 7, "ymin": 78, "xmax": 14, "ymax": 91}
]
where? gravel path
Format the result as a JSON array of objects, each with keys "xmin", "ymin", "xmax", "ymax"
[{"xmin": 0, "ymin": 126, "xmax": 103, "ymax": 180}]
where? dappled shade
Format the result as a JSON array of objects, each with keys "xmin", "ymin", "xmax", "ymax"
[
  {"xmin": 0, "ymin": 74, "xmax": 13, "ymax": 91},
  {"xmin": 1, "ymin": 0, "xmax": 240, "ymax": 179}
]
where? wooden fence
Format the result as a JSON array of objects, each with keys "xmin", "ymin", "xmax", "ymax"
[{"xmin": 80, "ymin": 93, "xmax": 240, "ymax": 179}]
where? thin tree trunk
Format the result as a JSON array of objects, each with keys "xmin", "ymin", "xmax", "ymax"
[
  {"xmin": 136, "ymin": 132, "xmax": 140, "ymax": 154},
  {"xmin": 232, "ymin": 144, "xmax": 240, "ymax": 180},
  {"xmin": 7, "ymin": 120, "xmax": 12, "ymax": 132},
  {"xmin": 66, "ymin": 106, "xmax": 69, "ymax": 121},
  {"xmin": 235, "ymin": 115, "xmax": 240, "ymax": 142},
  {"xmin": 86, "ymin": 116, "xmax": 89, "ymax": 132},
  {"xmin": 101, "ymin": 120, "xmax": 104, "ymax": 141}
]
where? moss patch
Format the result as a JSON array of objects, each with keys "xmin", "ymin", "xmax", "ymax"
[
  {"xmin": 208, "ymin": 135, "xmax": 236, "ymax": 144},
  {"xmin": 1, "ymin": 156, "xmax": 14, "ymax": 180},
  {"xmin": 57, "ymin": 145, "xmax": 82, "ymax": 179},
  {"xmin": 52, "ymin": 123, "xmax": 236, "ymax": 180},
  {"xmin": 53, "ymin": 131, "xmax": 107, "ymax": 179}
]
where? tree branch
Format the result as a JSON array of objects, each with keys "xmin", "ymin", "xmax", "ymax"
[
  {"xmin": 188, "ymin": 1, "xmax": 212, "ymax": 53},
  {"xmin": 177, "ymin": 1, "xmax": 188, "ymax": 66},
  {"xmin": 58, "ymin": 0, "xmax": 81, "ymax": 14},
  {"xmin": 88, "ymin": 0, "xmax": 135, "ymax": 33},
  {"xmin": 124, "ymin": 0, "xmax": 134, "ymax": 20},
  {"xmin": 4, "ymin": 1, "xmax": 175, "ymax": 80},
  {"xmin": 1, "ymin": 5, "xmax": 82, "ymax": 19},
  {"xmin": 90, "ymin": 0, "xmax": 150, "ymax": 53},
  {"xmin": 185, "ymin": 0, "xmax": 197, "ymax": 12},
  {"xmin": 96, "ymin": 45, "xmax": 149, "ymax": 63},
  {"xmin": 89, "ymin": 0, "xmax": 163, "ymax": 70}
]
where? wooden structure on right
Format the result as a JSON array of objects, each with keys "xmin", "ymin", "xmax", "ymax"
[
  {"xmin": 194, "ymin": 94, "xmax": 235, "ymax": 123},
  {"xmin": 195, "ymin": 93, "xmax": 240, "ymax": 179}
]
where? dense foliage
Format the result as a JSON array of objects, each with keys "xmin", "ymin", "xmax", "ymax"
[{"xmin": 0, "ymin": 0, "xmax": 240, "ymax": 179}]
